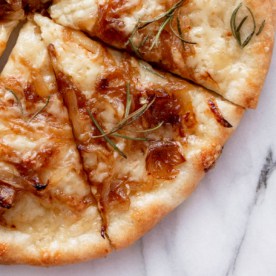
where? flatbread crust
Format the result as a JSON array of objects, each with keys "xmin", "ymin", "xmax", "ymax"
[
  {"xmin": 49, "ymin": 0, "xmax": 275, "ymax": 108},
  {"xmin": 272, "ymin": 0, "xmax": 276, "ymax": 28},
  {"xmin": 0, "ymin": 21, "xmax": 110, "ymax": 265},
  {"xmin": 34, "ymin": 15, "xmax": 244, "ymax": 251}
]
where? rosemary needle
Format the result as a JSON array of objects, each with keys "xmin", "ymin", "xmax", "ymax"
[
  {"xmin": 135, "ymin": 121, "xmax": 164, "ymax": 133},
  {"xmin": 29, "ymin": 96, "xmax": 51, "ymax": 122},
  {"xmin": 149, "ymin": 16, "xmax": 171, "ymax": 50},
  {"xmin": 256, "ymin": 20, "xmax": 265, "ymax": 36},
  {"xmin": 8, "ymin": 90, "xmax": 24, "ymax": 115},
  {"xmin": 169, "ymin": 16, "xmax": 197, "ymax": 45},
  {"xmin": 128, "ymin": 0, "xmax": 195, "ymax": 55}
]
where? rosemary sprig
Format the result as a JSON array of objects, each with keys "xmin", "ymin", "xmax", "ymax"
[
  {"xmin": 230, "ymin": 3, "xmax": 264, "ymax": 48},
  {"xmin": 28, "ymin": 96, "xmax": 51, "ymax": 122},
  {"xmin": 91, "ymin": 97, "xmax": 156, "ymax": 138},
  {"xmin": 87, "ymin": 85, "xmax": 164, "ymax": 157},
  {"xmin": 8, "ymin": 90, "xmax": 24, "ymax": 115},
  {"xmin": 128, "ymin": 0, "xmax": 195, "ymax": 56},
  {"xmin": 87, "ymin": 109, "xmax": 127, "ymax": 159}
]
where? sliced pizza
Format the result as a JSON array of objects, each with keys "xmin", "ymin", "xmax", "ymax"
[
  {"xmin": 35, "ymin": 14, "xmax": 244, "ymax": 250},
  {"xmin": 0, "ymin": 20, "xmax": 110, "ymax": 265},
  {"xmin": 49, "ymin": 0, "xmax": 274, "ymax": 108},
  {"xmin": 0, "ymin": 0, "xmax": 24, "ymax": 56}
]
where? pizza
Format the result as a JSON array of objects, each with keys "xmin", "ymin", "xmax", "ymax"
[
  {"xmin": 0, "ymin": 0, "xmax": 273, "ymax": 266},
  {"xmin": 49, "ymin": 0, "xmax": 275, "ymax": 108}
]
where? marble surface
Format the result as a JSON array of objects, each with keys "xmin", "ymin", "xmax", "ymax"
[{"xmin": 1, "ymin": 40, "xmax": 276, "ymax": 276}]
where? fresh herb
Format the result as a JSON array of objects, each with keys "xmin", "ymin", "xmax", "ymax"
[
  {"xmin": 256, "ymin": 20, "xmax": 265, "ymax": 36},
  {"xmin": 128, "ymin": 0, "xmax": 195, "ymax": 56},
  {"xmin": 170, "ymin": 16, "xmax": 196, "ymax": 46},
  {"xmin": 90, "ymin": 97, "xmax": 156, "ymax": 139},
  {"xmin": 87, "ymin": 85, "xmax": 164, "ymax": 157},
  {"xmin": 138, "ymin": 34, "xmax": 149, "ymax": 49},
  {"xmin": 87, "ymin": 109, "xmax": 127, "ymax": 159},
  {"xmin": 28, "ymin": 96, "xmax": 51, "ymax": 122},
  {"xmin": 8, "ymin": 90, "xmax": 24, "ymax": 115},
  {"xmin": 149, "ymin": 16, "xmax": 172, "ymax": 50},
  {"xmin": 230, "ymin": 3, "xmax": 265, "ymax": 48}
]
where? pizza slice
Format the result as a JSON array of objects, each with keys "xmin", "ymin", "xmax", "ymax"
[
  {"xmin": 0, "ymin": 0, "xmax": 24, "ymax": 56},
  {"xmin": 0, "ymin": 20, "xmax": 110, "ymax": 265},
  {"xmin": 35, "ymin": 14, "xmax": 244, "ymax": 249},
  {"xmin": 49, "ymin": 0, "xmax": 274, "ymax": 108}
]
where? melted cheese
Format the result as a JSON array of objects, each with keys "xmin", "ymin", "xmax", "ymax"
[
  {"xmin": 49, "ymin": 0, "xmax": 98, "ymax": 32},
  {"xmin": 34, "ymin": 15, "xmax": 104, "ymax": 96}
]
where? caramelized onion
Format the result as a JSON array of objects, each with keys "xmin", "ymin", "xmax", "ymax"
[
  {"xmin": 0, "ymin": 1, "xmax": 24, "ymax": 19},
  {"xmin": 109, "ymin": 179, "xmax": 130, "ymax": 207},
  {"xmin": 100, "ymin": 179, "xmax": 130, "ymax": 211},
  {"xmin": 96, "ymin": 1, "xmax": 129, "ymax": 45},
  {"xmin": 146, "ymin": 94, "xmax": 181, "ymax": 125},
  {"xmin": 0, "ymin": 169, "xmax": 32, "ymax": 190},
  {"xmin": 0, "ymin": 184, "xmax": 15, "ymax": 209},
  {"xmin": 146, "ymin": 141, "xmax": 185, "ymax": 179},
  {"xmin": 22, "ymin": 0, "xmax": 52, "ymax": 13},
  {"xmin": 208, "ymin": 99, "xmax": 233, "ymax": 128},
  {"xmin": 48, "ymin": 44, "xmax": 88, "ymax": 140}
]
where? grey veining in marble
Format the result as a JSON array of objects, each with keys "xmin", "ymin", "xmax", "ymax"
[{"xmin": 0, "ymin": 30, "xmax": 275, "ymax": 276}]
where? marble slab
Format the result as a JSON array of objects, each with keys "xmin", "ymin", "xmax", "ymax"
[{"xmin": 1, "ymin": 35, "xmax": 276, "ymax": 276}]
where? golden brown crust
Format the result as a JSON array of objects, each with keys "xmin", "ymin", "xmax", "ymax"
[
  {"xmin": 0, "ymin": 239, "xmax": 110, "ymax": 266},
  {"xmin": 272, "ymin": 0, "xmax": 276, "ymax": 29}
]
